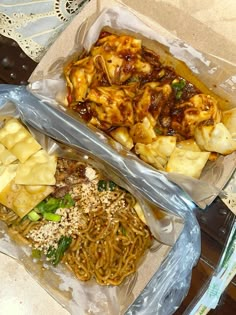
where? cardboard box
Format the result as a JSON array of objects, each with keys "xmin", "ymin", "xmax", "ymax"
[{"xmin": 28, "ymin": 0, "xmax": 236, "ymax": 209}]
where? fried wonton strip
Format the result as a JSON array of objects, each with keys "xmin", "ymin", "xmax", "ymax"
[
  {"xmin": 135, "ymin": 136, "xmax": 176, "ymax": 170},
  {"xmin": 0, "ymin": 180, "xmax": 54, "ymax": 218},
  {"xmin": 166, "ymin": 147, "xmax": 210, "ymax": 179},
  {"xmin": 0, "ymin": 164, "xmax": 18, "ymax": 193},
  {"xmin": 176, "ymin": 139, "xmax": 201, "ymax": 152},
  {"xmin": 0, "ymin": 143, "xmax": 17, "ymax": 165},
  {"xmin": 0, "ymin": 118, "xmax": 41, "ymax": 163},
  {"xmin": 15, "ymin": 150, "xmax": 57, "ymax": 186}
]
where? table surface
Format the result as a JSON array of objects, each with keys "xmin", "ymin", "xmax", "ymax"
[{"xmin": 0, "ymin": 33, "xmax": 235, "ymax": 315}]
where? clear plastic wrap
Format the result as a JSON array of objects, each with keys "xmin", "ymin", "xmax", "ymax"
[{"xmin": 0, "ymin": 85, "xmax": 200, "ymax": 315}]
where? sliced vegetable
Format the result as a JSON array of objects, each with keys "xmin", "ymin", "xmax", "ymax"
[
  {"xmin": 98, "ymin": 180, "xmax": 117, "ymax": 191},
  {"xmin": 59, "ymin": 193, "xmax": 75, "ymax": 208},
  {"xmin": 43, "ymin": 212, "xmax": 61, "ymax": 222},
  {"xmin": 176, "ymin": 90, "xmax": 183, "ymax": 100},
  {"xmin": 46, "ymin": 236, "xmax": 72, "ymax": 265},
  {"xmin": 98, "ymin": 180, "xmax": 107, "ymax": 191},
  {"xmin": 171, "ymin": 79, "xmax": 186, "ymax": 100},
  {"xmin": 27, "ymin": 194, "xmax": 75, "ymax": 222},
  {"xmin": 36, "ymin": 198, "xmax": 60, "ymax": 213},
  {"xmin": 28, "ymin": 210, "xmax": 41, "ymax": 222},
  {"xmin": 108, "ymin": 181, "xmax": 117, "ymax": 191},
  {"xmin": 171, "ymin": 79, "xmax": 186, "ymax": 90}
]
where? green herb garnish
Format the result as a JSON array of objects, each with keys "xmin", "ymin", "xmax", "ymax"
[
  {"xmin": 46, "ymin": 236, "xmax": 72, "ymax": 266},
  {"xmin": 171, "ymin": 79, "xmax": 186, "ymax": 100},
  {"xmin": 171, "ymin": 79, "xmax": 186, "ymax": 90},
  {"xmin": 59, "ymin": 193, "xmax": 75, "ymax": 208},
  {"xmin": 28, "ymin": 194, "xmax": 75, "ymax": 222},
  {"xmin": 176, "ymin": 90, "xmax": 183, "ymax": 100},
  {"xmin": 36, "ymin": 198, "xmax": 60, "ymax": 213},
  {"xmin": 98, "ymin": 180, "xmax": 117, "ymax": 191},
  {"xmin": 108, "ymin": 181, "xmax": 117, "ymax": 191},
  {"xmin": 27, "ymin": 210, "xmax": 41, "ymax": 222},
  {"xmin": 98, "ymin": 180, "xmax": 107, "ymax": 191},
  {"xmin": 43, "ymin": 212, "xmax": 61, "ymax": 222}
]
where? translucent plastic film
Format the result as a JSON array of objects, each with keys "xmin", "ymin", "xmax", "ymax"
[{"xmin": 0, "ymin": 86, "xmax": 200, "ymax": 315}]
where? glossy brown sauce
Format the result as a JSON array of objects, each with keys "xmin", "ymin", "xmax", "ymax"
[{"xmin": 66, "ymin": 31, "xmax": 214, "ymax": 140}]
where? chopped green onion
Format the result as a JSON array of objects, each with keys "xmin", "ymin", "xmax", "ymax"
[
  {"xmin": 171, "ymin": 79, "xmax": 186, "ymax": 90},
  {"xmin": 32, "ymin": 249, "xmax": 42, "ymax": 259},
  {"xmin": 43, "ymin": 212, "xmax": 61, "ymax": 222},
  {"xmin": 59, "ymin": 193, "xmax": 75, "ymax": 208},
  {"xmin": 36, "ymin": 198, "xmax": 60, "ymax": 213},
  {"xmin": 46, "ymin": 247, "xmax": 55, "ymax": 259},
  {"xmin": 98, "ymin": 180, "xmax": 117, "ymax": 191},
  {"xmin": 47, "ymin": 236, "xmax": 72, "ymax": 266},
  {"xmin": 28, "ymin": 210, "xmax": 41, "ymax": 222},
  {"xmin": 176, "ymin": 90, "xmax": 183, "ymax": 100},
  {"xmin": 98, "ymin": 180, "xmax": 107, "ymax": 191},
  {"xmin": 33, "ymin": 194, "xmax": 75, "ymax": 216},
  {"xmin": 108, "ymin": 181, "xmax": 117, "ymax": 191},
  {"xmin": 171, "ymin": 79, "xmax": 186, "ymax": 100}
]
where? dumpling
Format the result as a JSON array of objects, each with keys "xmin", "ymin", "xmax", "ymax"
[
  {"xmin": 64, "ymin": 57, "xmax": 96, "ymax": 103},
  {"xmin": 87, "ymin": 85, "xmax": 135, "ymax": 129},
  {"xmin": 134, "ymin": 82, "xmax": 172, "ymax": 121},
  {"xmin": 194, "ymin": 122, "xmax": 236, "ymax": 155},
  {"xmin": 130, "ymin": 117, "xmax": 156, "ymax": 144},
  {"xmin": 135, "ymin": 136, "xmax": 176, "ymax": 170},
  {"xmin": 170, "ymin": 94, "xmax": 222, "ymax": 138},
  {"xmin": 91, "ymin": 34, "xmax": 151, "ymax": 84}
]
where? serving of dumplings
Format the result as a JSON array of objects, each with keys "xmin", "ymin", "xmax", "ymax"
[{"xmin": 64, "ymin": 32, "xmax": 236, "ymax": 179}]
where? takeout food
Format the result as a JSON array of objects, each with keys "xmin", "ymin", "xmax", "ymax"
[
  {"xmin": 63, "ymin": 31, "xmax": 236, "ymax": 179},
  {"xmin": 0, "ymin": 118, "xmax": 152, "ymax": 286},
  {"xmin": 0, "ymin": 118, "xmax": 57, "ymax": 217}
]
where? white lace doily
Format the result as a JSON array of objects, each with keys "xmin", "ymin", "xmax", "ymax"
[{"xmin": 0, "ymin": 0, "xmax": 90, "ymax": 62}]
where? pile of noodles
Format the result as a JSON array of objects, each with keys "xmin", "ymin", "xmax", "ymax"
[{"xmin": 0, "ymin": 158, "xmax": 152, "ymax": 286}]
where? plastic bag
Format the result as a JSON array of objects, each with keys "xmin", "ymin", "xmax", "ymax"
[{"xmin": 0, "ymin": 84, "xmax": 200, "ymax": 315}]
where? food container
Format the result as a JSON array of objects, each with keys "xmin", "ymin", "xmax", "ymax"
[
  {"xmin": 26, "ymin": 0, "xmax": 236, "ymax": 209},
  {"xmin": 0, "ymin": 94, "xmax": 200, "ymax": 315},
  {"xmin": 1, "ymin": 0, "xmax": 235, "ymax": 313}
]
